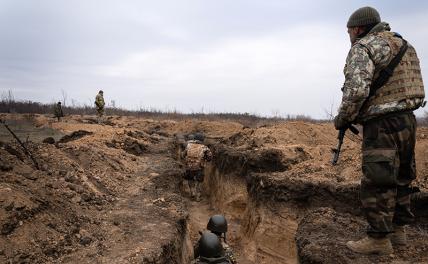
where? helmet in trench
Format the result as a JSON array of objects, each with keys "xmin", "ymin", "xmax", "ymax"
[
  {"xmin": 207, "ymin": 214, "xmax": 228, "ymax": 234},
  {"xmin": 198, "ymin": 232, "xmax": 225, "ymax": 258}
]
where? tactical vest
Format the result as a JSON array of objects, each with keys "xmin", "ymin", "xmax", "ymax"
[
  {"xmin": 363, "ymin": 31, "xmax": 424, "ymax": 111},
  {"xmin": 185, "ymin": 142, "xmax": 208, "ymax": 171}
]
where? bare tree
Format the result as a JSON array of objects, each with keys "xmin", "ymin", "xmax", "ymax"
[
  {"xmin": 61, "ymin": 89, "xmax": 68, "ymax": 106},
  {"xmin": 1, "ymin": 89, "xmax": 16, "ymax": 112},
  {"xmin": 323, "ymin": 98, "xmax": 336, "ymax": 121},
  {"xmin": 3, "ymin": 89, "xmax": 15, "ymax": 103},
  {"xmin": 71, "ymin": 99, "xmax": 78, "ymax": 107}
]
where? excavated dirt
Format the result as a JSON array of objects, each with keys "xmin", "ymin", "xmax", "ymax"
[{"xmin": 0, "ymin": 113, "xmax": 428, "ymax": 264}]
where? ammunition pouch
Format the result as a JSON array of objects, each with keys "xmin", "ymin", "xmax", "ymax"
[{"xmin": 362, "ymin": 148, "xmax": 399, "ymax": 186}]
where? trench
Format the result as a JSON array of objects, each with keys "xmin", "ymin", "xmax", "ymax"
[
  {"xmin": 175, "ymin": 142, "xmax": 300, "ymax": 264},
  {"xmin": 173, "ymin": 139, "xmax": 428, "ymax": 264}
]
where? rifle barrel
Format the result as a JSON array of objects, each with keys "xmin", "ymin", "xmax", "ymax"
[{"xmin": 332, "ymin": 129, "xmax": 346, "ymax": 165}]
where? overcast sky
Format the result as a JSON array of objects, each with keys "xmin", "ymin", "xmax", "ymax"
[{"xmin": 1, "ymin": 0, "xmax": 427, "ymax": 118}]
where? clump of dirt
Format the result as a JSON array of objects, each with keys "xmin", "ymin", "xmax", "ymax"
[
  {"xmin": 42, "ymin": 137, "xmax": 56, "ymax": 144},
  {"xmin": 296, "ymin": 207, "xmax": 428, "ymax": 263},
  {"xmin": 1, "ymin": 142, "xmax": 25, "ymax": 161},
  {"xmin": 78, "ymin": 117, "xmax": 116, "ymax": 126},
  {"xmin": 58, "ymin": 130, "xmax": 93, "ymax": 143},
  {"xmin": 212, "ymin": 144, "xmax": 310, "ymax": 175},
  {"xmin": 247, "ymin": 172, "xmax": 360, "ymax": 214},
  {"xmin": 0, "ymin": 161, "xmax": 12, "ymax": 171},
  {"xmin": 221, "ymin": 128, "xmax": 278, "ymax": 149},
  {"xmin": 145, "ymin": 125, "xmax": 170, "ymax": 138},
  {"xmin": 106, "ymin": 137, "xmax": 147, "ymax": 156}
]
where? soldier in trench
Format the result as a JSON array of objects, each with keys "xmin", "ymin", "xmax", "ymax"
[
  {"xmin": 334, "ymin": 6, "xmax": 425, "ymax": 254},
  {"xmin": 192, "ymin": 232, "xmax": 232, "ymax": 264},
  {"xmin": 181, "ymin": 133, "xmax": 212, "ymax": 201},
  {"xmin": 194, "ymin": 215, "xmax": 237, "ymax": 264}
]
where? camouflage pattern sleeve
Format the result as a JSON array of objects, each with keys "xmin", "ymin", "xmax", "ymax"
[
  {"xmin": 95, "ymin": 94, "xmax": 105, "ymax": 108},
  {"xmin": 222, "ymin": 242, "xmax": 237, "ymax": 264},
  {"xmin": 338, "ymin": 44, "xmax": 375, "ymax": 122},
  {"xmin": 203, "ymin": 147, "xmax": 213, "ymax": 162}
]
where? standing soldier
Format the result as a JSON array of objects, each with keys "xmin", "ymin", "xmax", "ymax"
[
  {"xmin": 95, "ymin": 90, "xmax": 105, "ymax": 124},
  {"xmin": 182, "ymin": 133, "xmax": 212, "ymax": 201},
  {"xmin": 334, "ymin": 6, "xmax": 425, "ymax": 254},
  {"xmin": 54, "ymin": 102, "xmax": 64, "ymax": 122}
]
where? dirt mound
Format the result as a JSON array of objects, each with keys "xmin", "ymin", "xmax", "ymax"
[
  {"xmin": 58, "ymin": 130, "xmax": 93, "ymax": 143},
  {"xmin": 42, "ymin": 137, "xmax": 56, "ymax": 144},
  {"xmin": 212, "ymin": 143, "xmax": 311, "ymax": 176},
  {"xmin": 0, "ymin": 114, "xmax": 191, "ymax": 263},
  {"xmin": 78, "ymin": 117, "xmax": 116, "ymax": 126},
  {"xmin": 106, "ymin": 137, "xmax": 147, "ymax": 156},
  {"xmin": 1, "ymin": 113, "xmax": 428, "ymax": 263}
]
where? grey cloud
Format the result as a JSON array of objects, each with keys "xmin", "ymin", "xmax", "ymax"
[{"xmin": 0, "ymin": 0, "xmax": 427, "ymax": 118}]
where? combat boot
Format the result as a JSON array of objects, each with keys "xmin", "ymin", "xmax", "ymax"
[
  {"xmin": 390, "ymin": 226, "xmax": 407, "ymax": 246},
  {"xmin": 346, "ymin": 236, "xmax": 393, "ymax": 255}
]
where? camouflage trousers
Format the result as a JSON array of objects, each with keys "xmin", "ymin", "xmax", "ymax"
[
  {"xmin": 96, "ymin": 107, "xmax": 104, "ymax": 117},
  {"xmin": 361, "ymin": 111, "xmax": 416, "ymax": 238}
]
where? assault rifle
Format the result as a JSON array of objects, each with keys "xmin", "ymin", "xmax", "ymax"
[
  {"xmin": 0, "ymin": 119, "xmax": 40, "ymax": 170},
  {"xmin": 331, "ymin": 125, "xmax": 359, "ymax": 165}
]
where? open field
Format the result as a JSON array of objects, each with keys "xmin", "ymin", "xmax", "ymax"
[{"xmin": 1, "ymin": 113, "xmax": 428, "ymax": 263}]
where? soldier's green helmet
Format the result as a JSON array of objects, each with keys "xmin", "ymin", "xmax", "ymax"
[
  {"xmin": 187, "ymin": 134, "xmax": 195, "ymax": 141},
  {"xmin": 194, "ymin": 132, "xmax": 205, "ymax": 142},
  {"xmin": 198, "ymin": 232, "xmax": 225, "ymax": 258},
  {"xmin": 207, "ymin": 215, "xmax": 228, "ymax": 234}
]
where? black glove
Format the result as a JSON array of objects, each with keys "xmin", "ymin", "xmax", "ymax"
[
  {"xmin": 203, "ymin": 151, "xmax": 212, "ymax": 162},
  {"xmin": 334, "ymin": 115, "xmax": 350, "ymax": 130}
]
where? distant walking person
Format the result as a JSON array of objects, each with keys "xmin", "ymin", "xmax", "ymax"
[
  {"xmin": 95, "ymin": 90, "xmax": 105, "ymax": 124},
  {"xmin": 54, "ymin": 102, "xmax": 64, "ymax": 122},
  {"xmin": 334, "ymin": 6, "xmax": 425, "ymax": 254}
]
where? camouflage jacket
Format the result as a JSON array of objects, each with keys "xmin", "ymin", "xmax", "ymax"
[
  {"xmin": 222, "ymin": 241, "xmax": 237, "ymax": 264},
  {"xmin": 95, "ymin": 93, "xmax": 105, "ymax": 109},
  {"xmin": 338, "ymin": 22, "xmax": 425, "ymax": 123},
  {"xmin": 54, "ymin": 104, "xmax": 63, "ymax": 117},
  {"xmin": 183, "ymin": 141, "xmax": 212, "ymax": 171}
]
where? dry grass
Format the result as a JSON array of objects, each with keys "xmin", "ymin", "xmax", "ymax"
[
  {"xmin": 2, "ymin": 98, "xmax": 426, "ymax": 127},
  {"xmin": 0, "ymin": 99, "xmax": 318, "ymax": 127}
]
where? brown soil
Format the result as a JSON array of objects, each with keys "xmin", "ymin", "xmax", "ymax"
[{"xmin": 0, "ymin": 113, "xmax": 427, "ymax": 264}]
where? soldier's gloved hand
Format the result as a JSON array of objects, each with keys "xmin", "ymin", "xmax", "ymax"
[
  {"xmin": 203, "ymin": 152, "xmax": 212, "ymax": 162},
  {"xmin": 334, "ymin": 115, "xmax": 350, "ymax": 130}
]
